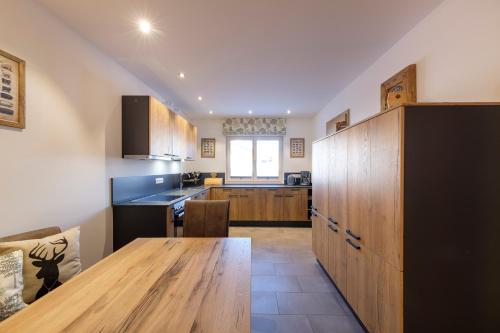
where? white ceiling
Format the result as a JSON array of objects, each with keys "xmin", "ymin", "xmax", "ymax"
[{"xmin": 38, "ymin": 0, "xmax": 442, "ymax": 118}]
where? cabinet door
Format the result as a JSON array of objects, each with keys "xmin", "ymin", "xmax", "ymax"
[
  {"xmin": 368, "ymin": 108, "xmax": 402, "ymax": 269},
  {"xmin": 149, "ymin": 97, "xmax": 171, "ymax": 157},
  {"xmin": 345, "ymin": 242, "xmax": 402, "ymax": 333},
  {"xmin": 312, "ymin": 139, "xmax": 329, "ymax": 218},
  {"xmin": 262, "ymin": 189, "xmax": 283, "ymax": 221},
  {"xmin": 238, "ymin": 189, "xmax": 261, "ymax": 221},
  {"xmin": 213, "ymin": 188, "xmax": 239, "ymax": 220},
  {"xmin": 329, "ymin": 132, "xmax": 347, "ymax": 229},
  {"xmin": 347, "ymin": 122, "xmax": 370, "ymax": 246},
  {"xmin": 282, "ymin": 193, "xmax": 308, "ymax": 221},
  {"xmin": 311, "ymin": 213, "xmax": 328, "ymax": 266},
  {"xmin": 327, "ymin": 224, "xmax": 347, "ymax": 295},
  {"xmin": 172, "ymin": 113, "xmax": 189, "ymax": 159},
  {"xmin": 186, "ymin": 123, "xmax": 197, "ymax": 161}
]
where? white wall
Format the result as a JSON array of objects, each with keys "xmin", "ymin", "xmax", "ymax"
[
  {"xmin": 313, "ymin": 0, "xmax": 500, "ymax": 139},
  {"xmin": 0, "ymin": 1, "xmax": 182, "ymax": 268},
  {"xmin": 186, "ymin": 118, "xmax": 313, "ymax": 174}
]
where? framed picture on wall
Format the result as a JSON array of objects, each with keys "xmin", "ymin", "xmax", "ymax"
[
  {"xmin": 0, "ymin": 49, "xmax": 25, "ymax": 129},
  {"xmin": 201, "ymin": 138, "xmax": 216, "ymax": 158},
  {"xmin": 290, "ymin": 138, "xmax": 305, "ymax": 158}
]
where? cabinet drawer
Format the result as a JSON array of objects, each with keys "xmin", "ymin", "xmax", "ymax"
[{"xmin": 282, "ymin": 188, "xmax": 307, "ymax": 196}]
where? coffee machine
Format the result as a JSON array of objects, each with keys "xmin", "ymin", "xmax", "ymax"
[{"xmin": 300, "ymin": 171, "xmax": 311, "ymax": 185}]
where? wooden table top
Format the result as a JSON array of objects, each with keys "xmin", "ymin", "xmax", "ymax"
[{"xmin": 0, "ymin": 237, "xmax": 251, "ymax": 333}]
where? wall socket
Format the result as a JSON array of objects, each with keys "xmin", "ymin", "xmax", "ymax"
[{"xmin": 155, "ymin": 177, "xmax": 164, "ymax": 184}]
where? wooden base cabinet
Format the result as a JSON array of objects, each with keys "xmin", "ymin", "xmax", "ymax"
[
  {"xmin": 313, "ymin": 104, "xmax": 500, "ymax": 333},
  {"xmin": 212, "ymin": 187, "xmax": 309, "ymax": 222}
]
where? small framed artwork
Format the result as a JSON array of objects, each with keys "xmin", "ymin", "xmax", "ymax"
[
  {"xmin": 381, "ymin": 64, "xmax": 416, "ymax": 112},
  {"xmin": 326, "ymin": 109, "xmax": 350, "ymax": 135},
  {"xmin": 290, "ymin": 138, "xmax": 305, "ymax": 158},
  {"xmin": 201, "ymin": 138, "xmax": 216, "ymax": 158},
  {"xmin": 0, "ymin": 49, "xmax": 25, "ymax": 129}
]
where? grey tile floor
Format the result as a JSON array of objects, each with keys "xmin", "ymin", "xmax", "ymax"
[{"xmin": 229, "ymin": 227, "xmax": 366, "ymax": 333}]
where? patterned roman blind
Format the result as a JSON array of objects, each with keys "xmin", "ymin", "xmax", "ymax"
[{"xmin": 222, "ymin": 118, "xmax": 286, "ymax": 136}]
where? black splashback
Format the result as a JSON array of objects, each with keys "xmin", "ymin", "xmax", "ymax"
[{"xmin": 112, "ymin": 174, "xmax": 180, "ymax": 204}]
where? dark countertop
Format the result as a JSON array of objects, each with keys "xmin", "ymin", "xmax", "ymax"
[{"xmin": 113, "ymin": 184, "xmax": 311, "ymax": 207}]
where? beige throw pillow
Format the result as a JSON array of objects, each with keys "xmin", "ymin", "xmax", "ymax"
[
  {"xmin": 0, "ymin": 250, "xmax": 27, "ymax": 321},
  {"xmin": 0, "ymin": 227, "xmax": 81, "ymax": 304}
]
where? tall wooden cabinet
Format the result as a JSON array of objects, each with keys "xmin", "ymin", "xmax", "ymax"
[
  {"xmin": 312, "ymin": 104, "xmax": 500, "ymax": 333},
  {"xmin": 122, "ymin": 96, "xmax": 197, "ymax": 161}
]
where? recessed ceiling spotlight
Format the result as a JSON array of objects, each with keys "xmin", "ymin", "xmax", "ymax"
[
  {"xmin": 287, "ymin": 109, "xmax": 291, "ymax": 114},
  {"xmin": 177, "ymin": 72, "xmax": 185, "ymax": 79},
  {"xmin": 209, "ymin": 110, "xmax": 214, "ymax": 114},
  {"xmin": 197, "ymin": 96, "xmax": 203, "ymax": 101},
  {"xmin": 248, "ymin": 110, "xmax": 253, "ymax": 114},
  {"xmin": 138, "ymin": 19, "xmax": 152, "ymax": 34}
]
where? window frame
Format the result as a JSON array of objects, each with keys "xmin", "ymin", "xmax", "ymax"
[{"xmin": 226, "ymin": 135, "xmax": 283, "ymax": 184}]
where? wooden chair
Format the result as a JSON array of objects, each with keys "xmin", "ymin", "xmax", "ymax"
[
  {"xmin": 183, "ymin": 200, "xmax": 230, "ymax": 237},
  {"xmin": 0, "ymin": 227, "xmax": 62, "ymax": 242}
]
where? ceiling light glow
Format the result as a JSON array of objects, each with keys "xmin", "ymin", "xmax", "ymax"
[
  {"xmin": 248, "ymin": 110, "xmax": 253, "ymax": 114},
  {"xmin": 138, "ymin": 19, "xmax": 152, "ymax": 34},
  {"xmin": 197, "ymin": 96, "xmax": 203, "ymax": 101},
  {"xmin": 178, "ymin": 72, "xmax": 185, "ymax": 79},
  {"xmin": 209, "ymin": 110, "xmax": 214, "ymax": 114},
  {"xmin": 287, "ymin": 109, "xmax": 291, "ymax": 114}
]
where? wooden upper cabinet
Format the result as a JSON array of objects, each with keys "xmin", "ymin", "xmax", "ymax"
[
  {"xmin": 328, "ymin": 132, "xmax": 347, "ymax": 229},
  {"xmin": 367, "ymin": 108, "xmax": 403, "ymax": 269},
  {"xmin": 149, "ymin": 96, "xmax": 172, "ymax": 157},
  {"xmin": 312, "ymin": 139, "xmax": 329, "ymax": 217},
  {"xmin": 346, "ymin": 121, "xmax": 370, "ymax": 247},
  {"xmin": 122, "ymin": 96, "xmax": 196, "ymax": 161}
]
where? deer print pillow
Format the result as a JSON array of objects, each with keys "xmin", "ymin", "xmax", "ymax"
[
  {"xmin": 0, "ymin": 227, "xmax": 81, "ymax": 304},
  {"xmin": 0, "ymin": 250, "xmax": 27, "ymax": 321}
]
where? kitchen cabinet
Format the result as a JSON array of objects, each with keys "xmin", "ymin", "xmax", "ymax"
[
  {"xmin": 238, "ymin": 188, "xmax": 261, "ymax": 220},
  {"xmin": 282, "ymin": 189, "xmax": 308, "ymax": 221},
  {"xmin": 122, "ymin": 96, "xmax": 196, "ymax": 161},
  {"xmin": 346, "ymin": 121, "xmax": 370, "ymax": 249},
  {"xmin": 312, "ymin": 104, "xmax": 500, "ymax": 332},
  {"xmin": 345, "ymin": 242, "xmax": 402, "ymax": 333},
  {"xmin": 210, "ymin": 187, "xmax": 309, "ymax": 222},
  {"xmin": 212, "ymin": 188, "xmax": 240, "ymax": 220},
  {"xmin": 312, "ymin": 138, "xmax": 329, "ymax": 218},
  {"xmin": 326, "ymin": 222, "xmax": 347, "ymax": 295},
  {"xmin": 328, "ymin": 131, "xmax": 347, "ymax": 230},
  {"xmin": 311, "ymin": 212, "xmax": 328, "ymax": 265},
  {"xmin": 262, "ymin": 189, "xmax": 283, "ymax": 221}
]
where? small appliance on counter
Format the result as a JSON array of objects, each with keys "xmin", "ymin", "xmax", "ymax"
[
  {"xmin": 300, "ymin": 171, "xmax": 311, "ymax": 185},
  {"xmin": 286, "ymin": 173, "xmax": 301, "ymax": 186}
]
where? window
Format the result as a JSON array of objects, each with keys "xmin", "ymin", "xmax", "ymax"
[{"xmin": 227, "ymin": 136, "xmax": 283, "ymax": 182}]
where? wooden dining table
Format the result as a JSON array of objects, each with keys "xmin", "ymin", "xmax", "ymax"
[{"xmin": 0, "ymin": 237, "xmax": 251, "ymax": 333}]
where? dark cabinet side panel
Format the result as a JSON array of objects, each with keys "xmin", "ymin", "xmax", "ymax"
[
  {"xmin": 122, "ymin": 96, "xmax": 150, "ymax": 156},
  {"xmin": 404, "ymin": 105, "xmax": 500, "ymax": 333}
]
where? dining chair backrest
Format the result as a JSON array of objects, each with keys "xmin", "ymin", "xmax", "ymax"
[{"xmin": 183, "ymin": 200, "xmax": 230, "ymax": 237}]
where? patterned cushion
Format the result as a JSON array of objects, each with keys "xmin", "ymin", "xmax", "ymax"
[
  {"xmin": 0, "ymin": 250, "xmax": 26, "ymax": 321},
  {"xmin": 0, "ymin": 227, "xmax": 81, "ymax": 304}
]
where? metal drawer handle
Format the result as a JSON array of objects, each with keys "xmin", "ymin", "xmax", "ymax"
[
  {"xmin": 311, "ymin": 210, "xmax": 318, "ymax": 217},
  {"xmin": 328, "ymin": 225, "xmax": 338, "ymax": 233},
  {"xmin": 346, "ymin": 238, "xmax": 361, "ymax": 250},
  {"xmin": 328, "ymin": 217, "xmax": 338, "ymax": 225},
  {"xmin": 346, "ymin": 229, "xmax": 361, "ymax": 240}
]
